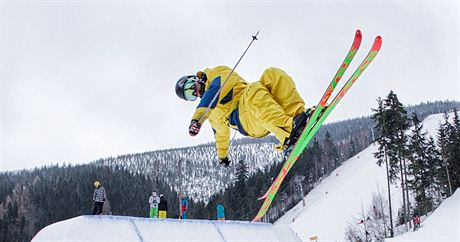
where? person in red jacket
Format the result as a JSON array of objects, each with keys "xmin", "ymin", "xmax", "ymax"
[
  {"xmin": 180, "ymin": 193, "xmax": 188, "ymax": 219},
  {"xmin": 413, "ymin": 214, "xmax": 421, "ymax": 231}
]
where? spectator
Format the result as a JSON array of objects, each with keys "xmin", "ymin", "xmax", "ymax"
[
  {"xmin": 217, "ymin": 203, "xmax": 225, "ymax": 220},
  {"xmin": 413, "ymin": 214, "xmax": 421, "ymax": 231},
  {"xmin": 180, "ymin": 193, "xmax": 188, "ymax": 219},
  {"xmin": 148, "ymin": 191, "xmax": 160, "ymax": 218},
  {"xmin": 92, "ymin": 180, "xmax": 106, "ymax": 215},
  {"xmin": 158, "ymin": 194, "xmax": 168, "ymax": 219}
]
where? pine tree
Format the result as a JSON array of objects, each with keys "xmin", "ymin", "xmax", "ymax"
[
  {"xmin": 437, "ymin": 110, "xmax": 460, "ymax": 197},
  {"xmin": 407, "ymin": 113, "xmax": 439, "ymax": 215},
  {"xmin": 426, "ymin": 136, "xmax": 444, "ymax": 206},
  {"xmin": 311, "ymin": 139, "xmax": 322, "ymax": 180},
  {"xmin": 323, "ymin": 131, "xmax": 340, "ymax": 171},
  {"xmin": 233, "ymin": 159, "xmax": 249, "ymax": 220},
  {"xmin": 437, "ymin": 112, "xmax": 454, "ymax": 196},
  {"xmin": 448, "ymin": 110, "xmax": 460, "ymax": 191},
  {"xmin": 372, "ymin": 91, "xmax": 411, "ymax": 227}
]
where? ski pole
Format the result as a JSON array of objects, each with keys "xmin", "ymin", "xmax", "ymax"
[{"xmin": 198, "ymin": 31, "xmax": 259, "ymax": 124}]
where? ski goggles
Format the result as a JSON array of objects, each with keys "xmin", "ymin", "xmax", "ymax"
[{"xmin": 183, "ymin": 77, "xmax": 199, "ymax": 101}]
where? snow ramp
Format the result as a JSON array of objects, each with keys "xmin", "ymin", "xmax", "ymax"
[{"xmin": 31, "ymin": 215, "xmax": 302, "ymax": 242}]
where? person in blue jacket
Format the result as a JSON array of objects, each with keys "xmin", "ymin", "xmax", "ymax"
[
  {"xmin": 216, "ymin": 203, "xmax": 225, "ymax": 221},
  {"xmin": 180, "ymin": 193, "xmax": 188, "ymax": 219}
]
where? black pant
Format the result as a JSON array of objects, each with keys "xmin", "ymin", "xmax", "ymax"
[{"xmin": 93, "ymin": 202, "xmax": 104, "ymax": 215}]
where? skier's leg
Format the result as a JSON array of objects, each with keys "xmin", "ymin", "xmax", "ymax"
[
  {"xmin": 98, "ymin": 202, "xmax": 104, "ymax": 215},
  {"xmin": 258, "ymin": 67, "xmax": 306, "ymax": 117},
  {"xmin": 239, "ymin": 82, "xmax": 292, "ymax": 144},
  {"xmin": 92, "ymin": 203, "xmax": 98, "ymax": 215}
]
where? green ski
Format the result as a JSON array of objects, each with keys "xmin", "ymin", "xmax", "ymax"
[{"xmin": 252, "ymin": 32, "xmax": 382, "ymax": 222}]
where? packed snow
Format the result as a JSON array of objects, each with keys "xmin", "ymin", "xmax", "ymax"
[
  {"xmin": 275, "ymin": 142, "xmax": 401, "ymax": 241},
  {"xmin": 387, "ymin": 189, "xmax": 459, "ymax": 242},
  {"xmin": 31, "ymin": 215, "xmax": 302, "ymax": 242},
  {"xmin": 275, "ymin": 113, "xmax": 458, "ymax": 241}
]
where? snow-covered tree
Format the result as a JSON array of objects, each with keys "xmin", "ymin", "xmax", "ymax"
[
  {"xmin": 372, "ymin": 91, "xmax": 411, "ymax": 227},
  {"xmin": 406, "ymin": 113, "xmax": 442, "ymax": 215}
]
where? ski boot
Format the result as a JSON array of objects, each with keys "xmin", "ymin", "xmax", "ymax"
[
  {"xmin": 219, "ymin": 157, "xmax": 231, "ymax": 167},
  {"xmin": 283, "ymin": 107, "xmax": 316, "ymax": 150}
]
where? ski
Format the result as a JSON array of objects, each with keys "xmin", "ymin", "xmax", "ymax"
[
  {"xmin": 257, "ymin": 29, "xmax": 362, "ymax": 201},
  {"xmin": 252, "ymin": 33, "xmax": 382, "ymax": 222}
]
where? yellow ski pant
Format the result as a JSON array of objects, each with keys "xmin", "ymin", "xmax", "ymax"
[
  {"xmin": 159, "ymin": 211, "xmax": 167, "ymax": 219},
  {"xmin": 238, "ymin": 67, "xmax": 306, "ymax": 144}
]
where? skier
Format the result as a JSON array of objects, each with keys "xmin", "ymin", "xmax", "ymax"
[
  {"xmin": 158, "ymin": 194, "xmax": 168, "ymax": 219},
  {"xmin": 413, "ymin": 214, "xmax": 421, "ymax": 231},
  {"xmin": 175, "ymin": 66, "xmax": 313, "ymax": 166},
  {"xmin": 216, "ymin": 203, "xmax": 225, "ymax": 220},
  {"xmin": 92, "ymin": 180, "xmax": 107, "ymax": 215},
  {"xmin": 180, "ymin": 194, "xmax": 188, "ymax": 219},
  {"xmin": 148, "ymin": 191, "xmax": 160, "ymax": 218}
]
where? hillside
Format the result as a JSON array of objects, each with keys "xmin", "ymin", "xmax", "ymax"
[
  {"xmin": 275, "ymin": 113, "xmax": 456, "ymax": 241},
  {"xmin": 93, "ymin": 101, "xmax": 458, "ymax": 202},
  {"xmin": 386, "ymin": 189, "xmax": 459, "ymax": 242}
]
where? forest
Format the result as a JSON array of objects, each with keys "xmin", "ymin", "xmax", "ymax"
[{"xmin": 0, "ymin": 99, "xmax": 458, "ymax": 242}]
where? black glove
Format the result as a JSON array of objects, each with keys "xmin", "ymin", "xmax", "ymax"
[
  {"xmin": 219, "ymin": 157, "xmax": 231, "ymax": 167},
  {"xmin": 189, "ymin": 120, "xmax": 201, "ymax": 136}
]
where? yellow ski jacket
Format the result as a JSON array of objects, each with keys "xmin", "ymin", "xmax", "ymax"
[
  {"xmin": 191, "ymin": 66, "xmax": 248, "ymax": 159},
  {"xmin": 191, "ymin": 66, "xmax": 305, "ymax": 159}
]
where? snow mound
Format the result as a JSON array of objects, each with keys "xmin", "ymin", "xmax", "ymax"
[
  {"xmin": 31, "ymin": 215, "xmax": 302, "ymax": 242},
  {"xmin": 386, "ymin": 189, "xmax": 459, "ymax": 242}
]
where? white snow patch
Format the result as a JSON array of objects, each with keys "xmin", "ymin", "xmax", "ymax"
[
  {"xmin": 386, "ymin": 189, "xmax": 459, "ymax": 242},
  {"xmin": 31, "ymin": 215, "xmax": 302, "ymax": 242}
]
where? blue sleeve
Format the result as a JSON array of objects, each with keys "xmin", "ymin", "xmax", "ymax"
[{"xmin": 197, "ymin": 76, "xmax": 221, "ymax": 109}]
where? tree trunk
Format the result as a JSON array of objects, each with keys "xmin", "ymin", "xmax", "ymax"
[
  {"xmin": 399, "ymin": 157, "xmax": 408, "ymax": 230},
  {"xmin": 384, "ymin": 149, "xmax": 394, "ymax": 237}
]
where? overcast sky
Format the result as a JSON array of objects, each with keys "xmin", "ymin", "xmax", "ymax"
[{"xmin": 1, "ymin": 1, "xmax": 458, "ymax": 171}]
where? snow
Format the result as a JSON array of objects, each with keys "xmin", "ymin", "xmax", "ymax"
[
  {"xmin": 386, "ymin": 189, "xmax": 459, "ymax": 242},
  {"xmin": 31, "ymin": 215, "xmax": 302, "ymax": 242},
  {"xmin": 275, "ymin": 143, "xmax": 400, "ymax": 241},
  {"xmin": 276, "ymin": 113, "xmax": 458, "ymax": 242}
]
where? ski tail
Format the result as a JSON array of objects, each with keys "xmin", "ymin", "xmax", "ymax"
[
  {"xmin": 256, "ymin": 30, "xmax": 362, "ymax": 202},
  {"xmin": 252, "ymin": 34, "xmax": 382, "ymax": 222}
]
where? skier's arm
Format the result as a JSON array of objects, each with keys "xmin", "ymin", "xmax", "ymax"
[
  {"xmin": 209, "ymin": 118, "xmax": 230, "ymax": 159},
  {"xmin": 149, "ymin": 196, "xmax": 153, "ymax": 204},
  {"xmin": 191, "ymin": 76, "xmax": 222, "ymax": 123}
]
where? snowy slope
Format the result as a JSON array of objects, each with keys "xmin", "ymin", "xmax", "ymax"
[
  {"xmin": 31, "ymin": 215, "xmax": 302, "ymax": 242},
  {"xmin": 275, "ymin": 143, "xmax": 401, "ymax": 241},
  {"xmin": 386, "ymin": 189, "xmax": 459, "ymax": 242},
  {"xmin": 275, "ymin": 113, "xmax": 455, "ymax": 241}
]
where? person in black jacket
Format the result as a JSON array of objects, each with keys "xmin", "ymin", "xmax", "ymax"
[
  {"xmin": 92, "ymin": 180, "xmax": 106, "ymax": 215},
  {"xmin": 158, "ymin": 194, "xmax": 168, "ymax": 218}
]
